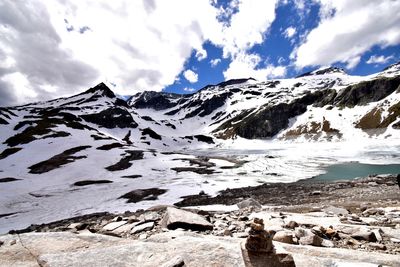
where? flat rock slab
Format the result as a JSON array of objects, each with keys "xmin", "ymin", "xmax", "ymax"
[
  {"xmin": 0, "ymin": 232, "xmax": 124, "ymax": 267},
  {"xmin": 1, "ymin": 231, "xmax": 400, "ymax": 267},
  {"xmin": 160, "ymin": 207, "xmax": 213, "ymax": 231}
]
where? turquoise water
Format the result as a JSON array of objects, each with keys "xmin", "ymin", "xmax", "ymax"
[{"xmin": 314, "ymin": 162, "xmax": 400, "ymax": 181}]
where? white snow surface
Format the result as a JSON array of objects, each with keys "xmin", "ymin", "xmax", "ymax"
[{"xmin": 0, "ymin": 66, "xmax": 400, "ymax": 234}]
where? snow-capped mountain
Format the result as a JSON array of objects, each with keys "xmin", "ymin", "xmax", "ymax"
[{"xmin": 0, "ymin": 62, "xmax": 399, "ymax": 233}]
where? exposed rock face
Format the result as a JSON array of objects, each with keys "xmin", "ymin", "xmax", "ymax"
[
  {"xmin": 82, "ymin": 107, "xmax": 138, "ymax": 128},
  {"xmin": 28, "ymin": 146, "xmax": 91, "ymax": 174},
  {"xmin": 160, "ymin": 207, "xmax": 213, "ymax": 231},
  {"xmin": 130, "ymin": 91, "xmax": 186, "ymax": 110},
  {"xmin": 333, "ymin": 76, "xmax": 400, "ymax": 107},
  {"xmin": 215, "ymin": 90, "xmax": 329, "ymax": 139}
]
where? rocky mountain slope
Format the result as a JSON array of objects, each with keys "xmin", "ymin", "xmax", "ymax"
[{"xmin": 0, "ymin": 62, "xmax": 399, "ymax": 233}]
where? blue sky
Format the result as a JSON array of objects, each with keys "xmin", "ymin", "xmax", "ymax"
[
  {"xmin": 164, "ymin": 0, "xmax": 400, "ymax": 94},
  {"xmin": 0, "ymin": 0, "xmax": 399, "ymax": 105}
]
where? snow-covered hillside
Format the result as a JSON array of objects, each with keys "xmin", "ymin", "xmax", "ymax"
[{"xmin": 0, "ymin": 62, "xmax": 399, "ymax": 233}]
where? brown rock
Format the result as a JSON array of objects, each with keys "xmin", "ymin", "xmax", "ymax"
[{"xmin": 273, "ymin": 231, "xmax": 295, "ymax": 245}]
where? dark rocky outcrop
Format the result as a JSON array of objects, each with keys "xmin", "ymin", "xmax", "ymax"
[
  {"xmin": 28, "ymin": 146, "xmax": 91, "ymax": 174},
  {"xmin": 96, "ymin": 143, "xmax": 124, "ymax": 150},
  {"xmin": 215, "ymin": 91, "xmax": 329, "ymax": 139},
  {"xmin": 184, "ymin": 92, "xmax": 232, "ymax": 119},
  {"xmin": 73, "ymin": 180, "xmax": 113, "ymax": 186},
  {"xmin": 130, "ymin": 91, "xmax": 185, "ymax": 110},
  {"xmin": 333, "ymin": 76, "xmax": 400, "ymax": 107},
  {"xmin": 119, "ymin": 188, "xmax": 167, "ymax": 203},
  {"xmin": 105, "ymin": 150, "xmax": 144, "ymax": 171},
  {"xmin": 194, "ymin": 135, "xmax": 214, "ymax": 144},
  {"xmin": 0, "ymin": 147, "xmax": 23, "ymax": 160},
  {"xmin": 82, "ymin": 108, "xmax": 138, "ymax": 129},
  {"xmin": 0, "ymin": 177, "xmax": 21, "ymax": 183},
  {"xmin": 141, "ymin": 128, "xmax": 162, "ymax": 140}
]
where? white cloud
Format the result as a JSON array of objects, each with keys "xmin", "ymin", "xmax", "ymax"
[
  {"xmin": 183, "ymin": 87, "xmax": 196, "ymax": 92},
  {"xmin": 223, "ymin": 52, "xmax": 286, "ymax": 81},
  {"xmin": 183, "ymin": 69, "xmax": 198, "ymax": 83},
  {"xmin": 210, "ymin": 58, "xmax": 221, "ymax": 67},
  {"xmin": 217, "ymin": 0, "xmax": 279, "ymax": 58},
  {"xmin": 0, "ymin": 0, "xmax": 281, "ymax": 105},
  {"xmin": 195, "ymin": 47, "xmax": 207, "ymax": 61},
  {"xmin": 284, "ymin": 26, "xmax": 296, "ymax": 39},
  {"xmin": 293, "ymin": 0, "xmax": 400, "ymax": 69},
  {"xmin": 366, "ymin": 55, "xmax": 394, "ymax": 65}
]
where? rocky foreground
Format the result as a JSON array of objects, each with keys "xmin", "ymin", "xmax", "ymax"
[{"xmin": 1, "ymin": 175, "xmax": 400, "ymax": 266}]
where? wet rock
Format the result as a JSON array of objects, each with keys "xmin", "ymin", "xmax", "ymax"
[
  {"xmin": 321, "ymin": 239, "xmax": 334, "ymax": 248},
  {"xmin": 160, "ymin": 207, "xmax": 213, "ymax": 231},
  {"xmin": 236, "ymin": 198, "xmax": 262, "ymax": 209},
  {"xmin": 131, "ymin": 221, "xmax": 155, "ymax": 234}
]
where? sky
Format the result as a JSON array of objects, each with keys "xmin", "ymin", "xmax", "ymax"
[{"xmin": 0, "ymin": 0, "xmax": 400, "ymax": 106}]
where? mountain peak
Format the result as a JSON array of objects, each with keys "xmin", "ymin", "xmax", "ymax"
[
  {"xmin": 297, "ymin": 66, "xmax": 347, "ymax": 78},
  {"xmin": 84, "ymin": 82, "xmax": 116, "ymax": 98},
  {"xmin": 383, "ymin": 60, "xmax": 400, "ymax": 72}
]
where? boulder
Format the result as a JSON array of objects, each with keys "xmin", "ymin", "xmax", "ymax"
[
  {"xmin": 351, "ymin": 229, "xmax": 377, "ymax": 242},
  {"xmin": 299, "ymin": 235, "xmax": 323, "ymax": 247},
  {"xmin": 160, "ymin": 207, "xmax": 213, "ymax": 231},
  {"xmin": 236, "ymin": 198, "xmax": 262, "ymax": 209},
  {"xmin": 322, "ymin": 206, "xmax": 349, "ymax": 216},
  {"xmin": 102, "ymin": 221, "xmax": 127, "ymax": 231},
  {"xmin": 273, "ymin": 231, "xmax": 295, "ymax": 244},
  {"xmin": 131, "ymin": 221, "xmax": 155, "ymax": 234}
]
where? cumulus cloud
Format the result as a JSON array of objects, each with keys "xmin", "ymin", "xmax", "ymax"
[
  {"xmin": 223, "ymin": 52, "xmax": 286, "ymax": 81},
  {"xmin": 366, "ymin": 55, "xmax": 394, "ymax": 65},
  {"xmin": 0, "ymin": 0, "xmax": 283, "ymax": 106},
  {"xmin": 210, "ymin": 58, "xmax": 221, "ymax": 67},
  {"xmin": 284, "ymin": 26, "xmax": 296, "ymax": 39},
  {"xmin": 293, "ymin": 0, "xmax": 400, "ymax": 69},
  {"xmin": 183, "ymin": 69, "xmax": 198, "ymax": 83}
]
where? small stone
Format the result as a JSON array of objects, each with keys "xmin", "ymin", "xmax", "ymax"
[
  {"xmin": 321, "ymin": 239, "xmax": 334, "ymax": 248},
  {"xmin": 369, "ymin": 243, "xmax": 386, "ymax": 250},
  {"xmin": 371, "ymin": 229, "xmax": 383, "ymax": 242},
  {"xmin": 131, "ymin": 221, "xmax": 155, "ymax": 234},
  {"xmin": 10, "ymin": 240, "xmax": 16, "ymax": 246},
  {"xmin": 139, "ymin": 233, "xmax": 147, "ymax": 240},
  {"xmin": 223, "ymin": 229, "xmax": 232, "ymax": 236},
  {"xmin": 325, "ymin": 227, "xmax": 337, "ymax": 238},
  {"xmin": 285, "ymin": 221, "xmax": 298, "ymax": 229},
  {"xmin": 359, "ymin": 203, "xmax": 369, "ymax": 212},
  {"xmin": 228, "ymin": 224, "xmax": 236, "ymax": 231},
  {"xmin": 311, "ymin": 191, "xmax": 321, "ymax": 196},
  {"xmin": 391, "ymin": 238, "xmax": 400, "ymax": 243}
]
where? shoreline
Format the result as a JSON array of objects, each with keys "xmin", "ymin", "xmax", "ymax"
[{"xmin": 6, "ymin": 174, "xmax": 399, "ymax": 235}]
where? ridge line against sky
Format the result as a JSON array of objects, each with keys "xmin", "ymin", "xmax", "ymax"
[{"xmin": 0, "ymin": 0, "xmax": 400, "ymax": 106}]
